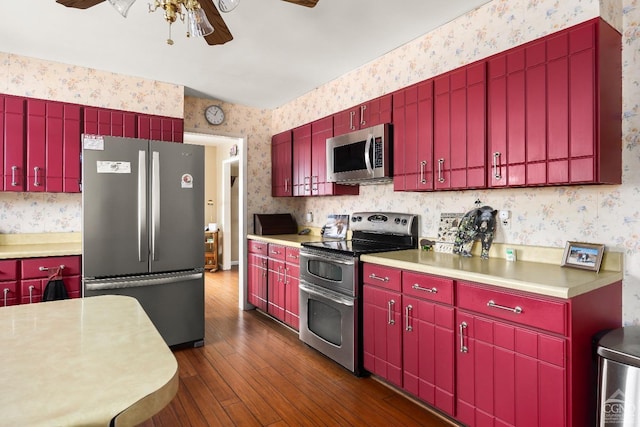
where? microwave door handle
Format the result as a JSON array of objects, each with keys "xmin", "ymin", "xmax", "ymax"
[{"xmin": 364, "ymin": 133, "xmax": 374, "ymax": 175}]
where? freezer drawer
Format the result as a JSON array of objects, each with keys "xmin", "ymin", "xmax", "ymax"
[{"xmin": 84, "ymin": 271, "xmax": 204, "ymax": 347}]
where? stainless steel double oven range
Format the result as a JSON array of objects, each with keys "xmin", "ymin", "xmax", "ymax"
[{"xmin": 299, "ymin": 212, "xmax": 418, "ymax": 375}]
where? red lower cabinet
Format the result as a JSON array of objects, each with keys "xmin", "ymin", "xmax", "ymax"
[
  {"xmin": 0, "ymin": 260, "xmax": 19, "ymax": 307},
  {"xmin": 362, "ymin": 263, "xmax": 622, "ymax": 426},
  {"xmin": 20, "ymin": 256, "xmax": 82, "ymax": 303},
  {"xmin": 456, "ymin": 310, "xmax": 566, "ymax": 426}
]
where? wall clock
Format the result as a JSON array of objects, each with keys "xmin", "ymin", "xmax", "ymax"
[{"xmin": 205, "ymin": 105, "xmax": 225, "ymax": 125}]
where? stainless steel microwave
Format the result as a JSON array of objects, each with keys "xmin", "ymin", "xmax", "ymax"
[{"xmin": 326, "ymin": 123, "xmax": 392, "ymax": 185}]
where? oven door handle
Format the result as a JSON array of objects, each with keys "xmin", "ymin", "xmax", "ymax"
[
  {"xmin": 299, "ymin": 282, "xmax": 355, "ymax": 307},
  {"xmin": 301, "ymin": 252, "xmax": 355, "ymax": 266}
]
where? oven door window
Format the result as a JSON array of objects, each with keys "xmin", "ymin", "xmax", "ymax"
[
  {"xmin": 306, "ymin": 258, "xmax": 343, "ymax": 282},
  {"xmin": 308, "ymin": 298, "xmax": 342, "ymax": 346}
]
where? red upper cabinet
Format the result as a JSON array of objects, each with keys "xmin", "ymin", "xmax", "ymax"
[
  {"xmin": 488, "ymin": 18, "xmax": 621, "ymax": 187},
  {"xmin": 83, "ymin": 107, "xmax": 136, "ymax": 138},
  {"xmin": 2, "ymin": 95, "xmax": 26, "ymax": 192},
  {"xmin": 137, "ymin": 115, "xmax": 184, "ymax": 143},
  {"xmin": 334, "ymin": 94, "xmax": 392, "ymax": 136},
  {"xmin": 271, "ymin": 130, "xmax": 293, "ymax": 197},
  {"xmin": 26, "ymin": 100, "xmax": 82, "ymax": 193},
  {"xmin": 433, "ymin": 62, "xmax": 487, "ymax": 190},
  {"xmin": 393, "ymin": 80, "xmax": 434, "ymax": 191},
  {"xmin": 292, "ymin": 123, "xmax": 312, "ymax": 196}
]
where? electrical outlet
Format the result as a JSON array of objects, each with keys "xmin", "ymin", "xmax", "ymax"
[{"xmin": 499, "ymin": 210, "xmax": 511, "ymax": 228}]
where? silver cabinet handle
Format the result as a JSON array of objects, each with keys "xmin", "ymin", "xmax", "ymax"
[
  {"xmin": 284, "ymin": 178, "xmax": 289, "ymax": 194},
  {"xmin": 33, "ymin": 166, "xmax": 41, "ymax": 187},
  {"xmin": 11, "ymin": 166, "xmax": 18, "ymax": 186},
  {"xmin": 493, "ymin": 152, "xmax": 502, "ymax": 180},
  {"xmin": 487, "ymin": 300, "xmax": 522, "ymax": 314},
  {"xmin": 283, "ymin": 267, "xmax": 288, "ymax": 284},
  {"xmin": 3, "ymin": 288, "xmax": 9, "ymax": 307},
  {"xmin": 278, "ymin": 265, "xmax": 283, "ymax": 283},
  {"xmin": 360, "ymin": 104, "xmax": 367, "ymax": 126},
  {"xmin": 387, "ymin": 299, "xmax": 395, "ymax": 325},
  {"xmin": 459, "ymin": 321, "xmax": 468, "ymax": 353},
  {"xmin": 420, "ymin": 160, "xmax": 427, "ymax": 184},
  {"xmin": 304, "ymin": 176, "xmax": 310, "ymax": 192},
  {"xmin": 270, "ymin": 249, "xmax": 282, "ymax": 256},
  {"xmin": 349, "ymin": 110, "xmax": 356, "ymax": 130},
  {"xmin": 437, "ymin": 158, "xmax": 445, "ymax": 183},
  {"xmin": 412, "ymin": 283, "xmax": 437, "ymax": 294},
  {"xmin": 369, "ymin": 273, "xmax": 389, "ymax": 282},
  {"xmin": 29, "ymin": 285, "xmax": 35, "ymax": 304},
  {"xmin": 287, "ymin": 254, "xmax": 298, "ymax": 260},
  {"xmin": 405, "ymin": 304, "xmax": 413, "ymax": 331},
  {"xmin": 311, "ymin": 175, "xmax": 318, "ymax": 191},
  {"xmin": 39, "ymin": 264, "xmax": 65, "ymax": 272}
]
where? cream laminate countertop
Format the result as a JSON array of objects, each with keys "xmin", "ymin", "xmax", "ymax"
[
  {"xmin": 361, "ymin": 249, "xmax": 623, "ymax": 299},
  {"xmin": 0, "ymin": 295, "xmax": 178, "ymax": 427},
  {"xmin": 0, "ymin": 232, "xmax": 82, "ymax": 259},
  {"xmin": 247, "ymin": 233, "xmax": 329, "ymax": 248}
]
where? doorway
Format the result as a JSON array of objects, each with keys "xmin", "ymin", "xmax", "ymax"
[{"xmin": 183, "ymin": 131, "xmax": 246, "ymax": 310}]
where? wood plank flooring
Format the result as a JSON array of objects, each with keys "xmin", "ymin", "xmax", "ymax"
[{"xmin": 139, "ymin": 267, "xmax": 456, "ymax": 426}]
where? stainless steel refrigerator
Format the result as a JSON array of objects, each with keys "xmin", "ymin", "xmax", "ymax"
[{"xmin": 82, "ymin": 135, "xmax": 205, "ymax": 347}]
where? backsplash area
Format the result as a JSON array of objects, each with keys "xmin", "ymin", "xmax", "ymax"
[{"xmin": 0, "ymin": 193, "xmax": 81, "ymax": 234}]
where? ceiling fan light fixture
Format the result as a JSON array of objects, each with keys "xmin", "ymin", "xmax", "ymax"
[
  {"xmin": 218, "ymin": 0, "xmax": 240, "ymax": 13},
  {"xmin": 108, "ymin": 0, "xmax": 137, "ymax": 17},
  {"xmin": 187, "ymin": 8, "xmax": 214, "ymax": 38}
]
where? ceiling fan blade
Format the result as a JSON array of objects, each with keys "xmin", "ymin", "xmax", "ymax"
[
  {"xmin": 200, "ymin": 0, "xmax": 234, "ymax": 46},
  {"xmin": 56, "ymin": 0, "xmax": 106, "ymax": 8},
  {"xmin": 281, "ymin": 0, "xmax": 318, "ymax": 7}
]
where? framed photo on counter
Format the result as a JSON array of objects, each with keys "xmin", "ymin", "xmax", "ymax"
[{"xmin": 561, "ymin": 241, "xmax": 605, "ymax": 272}]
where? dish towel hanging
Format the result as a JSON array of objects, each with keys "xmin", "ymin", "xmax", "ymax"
[{"xmin": 42, "ymin": 267, "xmax": 69, "ymax": 301}]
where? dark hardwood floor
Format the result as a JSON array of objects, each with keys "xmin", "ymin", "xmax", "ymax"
[{"xmin": 139, "ymin": 267, "xmax": 456, "ymax": 426}]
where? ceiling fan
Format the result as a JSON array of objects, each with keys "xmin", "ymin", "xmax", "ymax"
[{"xmin": 55, "ymin": 0, "xmax": 319, "ymax": 46}]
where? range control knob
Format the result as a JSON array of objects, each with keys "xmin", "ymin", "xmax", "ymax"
[
  {"xmin": 401, "ymin": 219, "xmax": 408, "ymax": 225},
  {"xmin": 394, "ymin": 217, "xmax": 401, "ymax": 224}
]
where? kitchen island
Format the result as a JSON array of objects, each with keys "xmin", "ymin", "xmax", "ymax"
[{"xmin": 0, "ymin": 295, "xmax": 178, "ymax": 427}]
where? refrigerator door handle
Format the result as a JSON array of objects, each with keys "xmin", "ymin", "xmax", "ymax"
[
  {"xmin": 138, "ymin": 150, "xmax": 147, "ymax": 263},
  {"xmin": 84, "ymin": 271, "xmax": 204, "ymax": 291},
  {"xmin": 151, "ymin": 151, "xmax": 161, "ymax": 261}
]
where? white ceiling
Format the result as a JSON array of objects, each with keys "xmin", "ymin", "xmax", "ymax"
[{"xmin": 1, "ymin": 0, "xmax": 490, "ymax": 109}]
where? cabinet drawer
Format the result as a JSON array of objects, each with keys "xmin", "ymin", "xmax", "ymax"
[
  {"xmin": 285, "ymin": 247, "xmax": 300, "ymax": 264},
  {"xmin": 457, "ymin": 281, "xmax": 568, "ymax": 335},
  {"xmin": 403, "ymin": 271, "xmax": 454, "ymax": 305},
  {"xmin": 363, "ymin": 264, "xmax": 401, "ymax": 292},
  {"xmin": 268, "ymin": 244, "xmax": 286, "ymax": 260},
  {"xmin": 248, "ymin": 240, "xmax": 268, "ymax": 256},
  {"xmin": 1, "ymin": 281, "xmax": 19, "ymax": 307},
  {"xmin": 21, "ymin": 256, "xmax": 81, "ymax": 279},
  {"xmin": 0, "ymin": 260, "xmax": 19, "ymax": 281}
]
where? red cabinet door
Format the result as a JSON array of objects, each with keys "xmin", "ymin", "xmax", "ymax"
[
  {"xmin": 403, "ymin": 296, "xmax": 455, "ymax": 416},
  {"xmin": 292, "ymin": 124, "xmax": 311, "ymax": 196},
  {"xmin": 3, "ymin": 96, "xmax": 26, "ymax": 192},
  {"xmin": 267, "ymin": 257, "xmax": 286, "ymax": 322},
  {"xmin": 392, "ymin": 81, "xmax": 434, "ymax": 192},
  {"xmin": 456, "ymin": 311, "xmax": 567, "ymax": 427},
  {"xmin": 333, "ymin": 94, "xmax": 392, "ymax": 136},
  {"xmin": 248, "ymin": 252, "xmax": 268, "ymax": 311},
  {"xmin": 311, "ymin": 116, "xmax": 332, "ymax": 196},
  {"xmin": 363, "ymin": 284, "xmax": 403, "ymax": 388},
  {"xmin": 63, "ymin": 104, "xmax": 82, "ymax": 193},
  {"xmin": 434, "ymin": 63, "xmax": 486, "ymax": 190},
  {"xmin": 284, "ymin": 247, "xmax": 300, "ymax": 330},
  {"xmin": 26, "ymin": 99, "xmax": 47, "ymax": 192},
  {"xmin": 271, "ymin": 130, "xmax": 293, "ymax": 197}
]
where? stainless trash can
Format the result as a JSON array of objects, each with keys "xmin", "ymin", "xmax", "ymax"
[{"xmin": 596, "ymin": 326, "xmax": 640, "ymax": 426}]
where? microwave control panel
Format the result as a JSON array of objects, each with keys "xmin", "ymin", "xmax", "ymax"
[{"xmin": 374, "ymin": 137, "xmax": 383, "ymax": 168}]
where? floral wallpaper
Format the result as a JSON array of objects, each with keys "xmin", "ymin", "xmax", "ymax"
[
  {"xmin": 0, "ymin": 52, "xmax": 184, "ymax": 117},
  {"xmin": 1, "ymin": 0, "xmax": 640, "ymax": 325}
]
